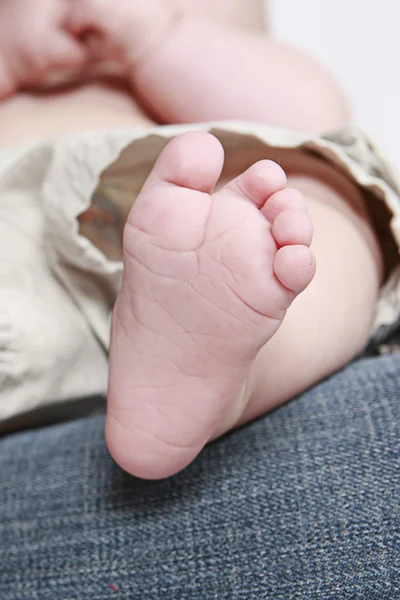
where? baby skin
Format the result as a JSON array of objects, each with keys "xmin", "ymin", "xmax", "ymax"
[
  {"xmin": 0, "ymin": 0, "xmax": 383, "ymax": 478},
  {"xmin": 109, "ymin": 133, "xmax": 314, "ymax": 478}
]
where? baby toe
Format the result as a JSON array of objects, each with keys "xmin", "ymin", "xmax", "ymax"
[
  {"xmin": 273, "ymin": 245, "xmax": 316, "ymax": 295},
  {"xmin": 272, "ymin": 209, "xmax": 313, "ymax": 248}
]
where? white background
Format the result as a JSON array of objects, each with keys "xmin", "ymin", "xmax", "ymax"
[{"xmin": 270, "ymin": 0, "xmax": 400, "ymax": 174}]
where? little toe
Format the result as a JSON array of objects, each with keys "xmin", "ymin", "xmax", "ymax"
[
  {"xmin": 274, "ymin": 245, "xmax": 316, "ymax": 295},
  {"xmin": 272, "ymin": 209, "xmax": 313, "ymax": 248}
]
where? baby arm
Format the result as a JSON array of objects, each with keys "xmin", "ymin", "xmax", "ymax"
[{"xmin": 68, "ymin": 0, "xmax": 349, "ymax": 134}]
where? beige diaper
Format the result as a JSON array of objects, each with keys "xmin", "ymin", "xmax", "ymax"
[{"xmin": 1, "ymin": 122, "xmax": 400, "ymax": 427}]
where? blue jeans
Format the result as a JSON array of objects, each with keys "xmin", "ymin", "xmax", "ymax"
[{"xmin": 1, "ymin": 355, "xmax": 399, "ymax": 600}]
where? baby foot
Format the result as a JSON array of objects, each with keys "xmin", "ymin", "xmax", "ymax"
[{"xmin": 107, "ymin": 132, "xmax": 315, "ymax": 479}]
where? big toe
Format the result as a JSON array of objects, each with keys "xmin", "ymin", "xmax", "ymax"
[
  {"xmin": 125, "ymin": 131, "xmax": 226, "ymax": 251},
  {"xmin": 146, "ymin": 131, "xmax": 225, "ymax": 193}
]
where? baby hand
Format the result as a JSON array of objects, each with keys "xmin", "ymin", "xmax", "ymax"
[
  {"xmin": 67, "ymin": 0, "xmax": 179, "ymax": 70},
  {"xmin": 0, "ymin": 0, "xmax": 87, "ymax": 97}
]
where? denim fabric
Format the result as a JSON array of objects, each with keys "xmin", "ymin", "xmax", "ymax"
[{"xmin": 0, "ymin": 355, "xmax": 399, "ymax": 600}]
